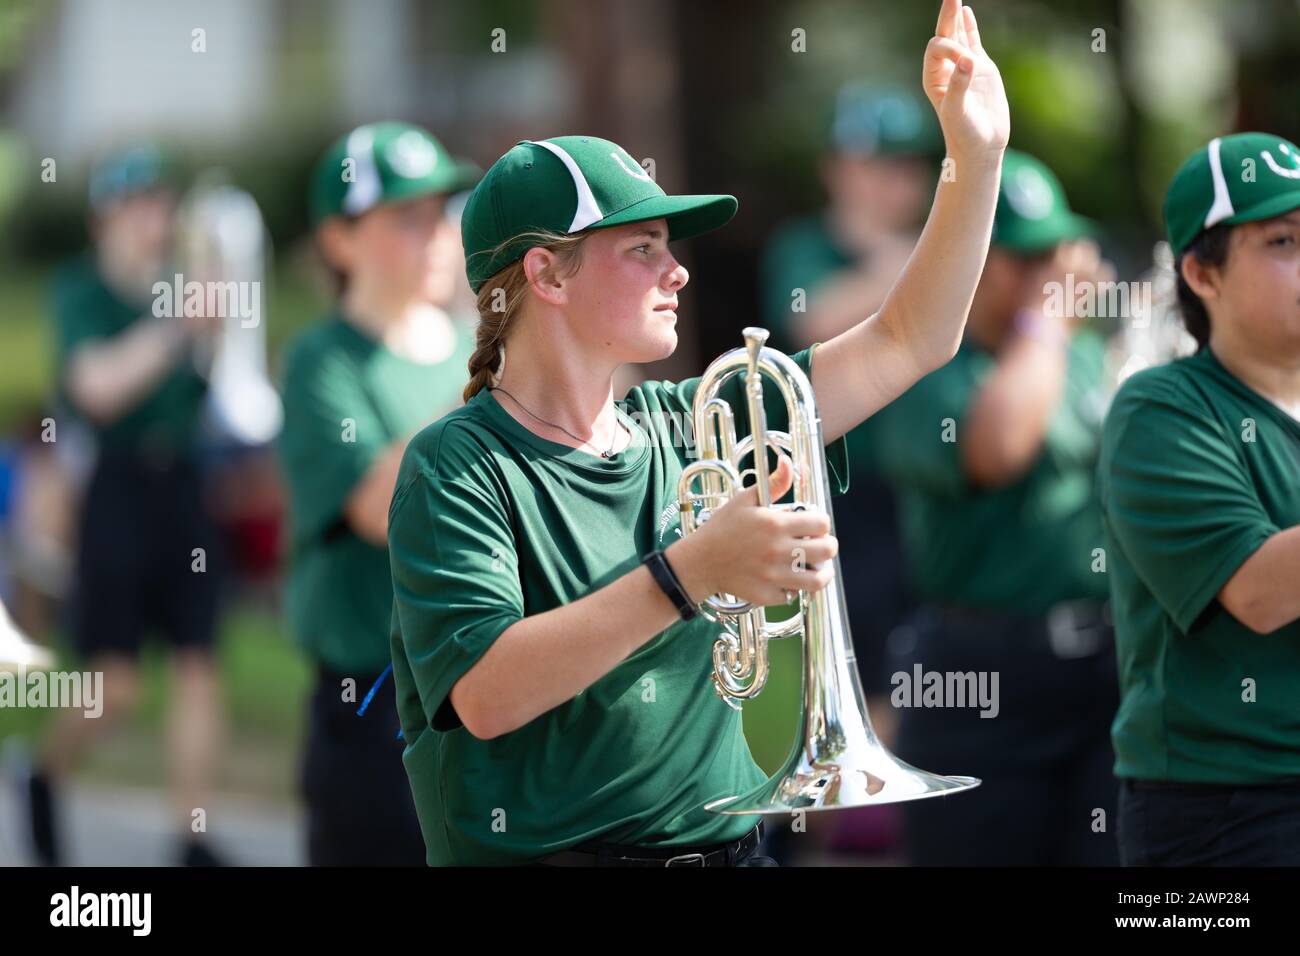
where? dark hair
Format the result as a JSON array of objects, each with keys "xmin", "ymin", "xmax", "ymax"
[
  {"xmin": 314, "ymin": 219, "xmax": 359, "ymax": 298},
  {"xmin": 1174, "ymin": 223, "xmax": 1235, "ymax": 351},
  {"xmin": 463, "ymin": 229, "xmax": 589, "ymax": 403}
]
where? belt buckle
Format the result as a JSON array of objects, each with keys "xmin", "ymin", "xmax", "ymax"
[
  {"xmin": 1046, "ymin": 600, "xmax": 1108, "ymax": 659},
  {"xmin": 664, "ymin": 851, "xmax": 707, "ymax": 867}
]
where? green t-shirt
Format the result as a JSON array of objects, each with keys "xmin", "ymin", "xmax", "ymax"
[
  {"xmin": 52, "ymin": 255, "xmax": 207, "ymax": 456},
  {"xmin": 388, "ymin": 346, "xmax": 849, "ymax": 866},
  {"xmin": 870, "ymin": 332, "xmax": 1111, "ymax": 613},
  {"xmin": 277, "ymin": 313, "xmax": 472, "ymax": 675},
  {"xmin": 760, "ymin": 214, "xmax": 854, "ymax": 350},
  {"xmin": 1099, "ymin": 348, "xmax": 1300, "ymax": 784}
]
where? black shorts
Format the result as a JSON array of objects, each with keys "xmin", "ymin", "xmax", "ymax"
[
  {"xmin": 835, "ymin": 472, "xmax": 914, "ymax": 697},
  {"xmin": 71, "ymin": 449, "xmax": 222, "ymax": 659},
  {"xmin": 886, "ymin": 605, "xmax": 1120, "ymax": 866},
  {"xmin": 301, "ymin": 665, "xmax": 426, "ymax": 867},
  {"xmin": 1118, "ymin": 779, "xmax": 1300, "ymax": 866}
]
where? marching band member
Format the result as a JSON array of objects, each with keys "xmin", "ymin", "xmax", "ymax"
[
  {"xmin": 387, "ymin": 0, "xmax": 1010, "ymax": 866},
  {"xmin": 1101, "ymin": 132, "xmax": 1300, "ymax": 865},
  {"xmin": 278, "ymin": 123, "xmax": 478, "ymax": 865}
]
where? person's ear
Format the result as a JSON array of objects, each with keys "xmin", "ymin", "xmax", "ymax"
[
  {"xmin": 316, "ymin": 218, "xmax": 355, "ymax": 274},
  {"xmin": 523, "ymin": 246, "xmax": 567, "ymax": 306},
  {"xmin": 1180, "ymin": 251, "xmax": 1222, "ymax": 304}
]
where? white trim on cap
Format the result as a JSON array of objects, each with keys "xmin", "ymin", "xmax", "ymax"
[
  {"xmin": 530, "ymin": 140, "xmax": 604, "ymax": 232},
  {"xmin": 1203, "ymin": 137, "xmax": 1235, "ymax": 230},
  {"xmin": 342, "ymin": 126, "xmax": 382, "ymax": 216}
]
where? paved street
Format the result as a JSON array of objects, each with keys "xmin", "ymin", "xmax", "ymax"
[{"xmin": 0, "ymin": 776, "xmax": 303, "ymax": 867}]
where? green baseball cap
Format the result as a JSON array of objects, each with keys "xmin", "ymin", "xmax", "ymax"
[
  {"xmin": 309, "ymin": 122, "xmax": 480, "ymax": 224},
  {"xmin": 991, "ymin": 149, "xmax": 1095, "ymax": 254},
  {"xmin": 1164, "ymin": 132, "xmax": 1300, "ymax": 256},
  {"xmin": 89, "ymin": 144, "xmax": 176, "ymax": 212},
  {"xmin": 829, "ymin": 82, "xmax": 941, "ymax": 158},
  {"xmin": 460, "ymin": 135, "xmax": 737, "ymax": 293}
]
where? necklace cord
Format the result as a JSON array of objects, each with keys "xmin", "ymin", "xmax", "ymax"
[{"xmin": 490, "ymin": 386, "xmax": 630, "ymax": 458}]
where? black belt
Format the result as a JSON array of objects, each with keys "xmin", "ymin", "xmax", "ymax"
[
  {"xmin": 537, "ymin": 824, "xmax": 763, "ymax": 867},
  {"xmin": 928, "ymin": 599, "xmax": 1113, "ymax": 660}
]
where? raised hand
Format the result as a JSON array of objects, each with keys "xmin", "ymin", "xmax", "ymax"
[{"xmin": 922, "ymin": 0, "xmax": 1010, "ymax": 160}]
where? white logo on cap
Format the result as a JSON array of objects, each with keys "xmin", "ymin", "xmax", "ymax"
[
  {"xmin": 611, "ymin": 149, "xmax": 651, "ymax": 182},
  {"xmin": 1261, "ymin": 142, "xmax": 1300, "ymax": 180},
  {"xmin": 387, "ymin": 131, "xmax": 438, "ymax": 179},
  {"xmin": 1005, "ymin": 167, "xmax": 1055, "ymax": 220}
]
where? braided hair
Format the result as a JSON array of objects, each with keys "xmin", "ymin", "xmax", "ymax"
[{"xmin": 463, "ymin": 230, "xmax": 589, "ymax": 403}]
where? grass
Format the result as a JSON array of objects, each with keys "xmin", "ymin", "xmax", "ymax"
[{"xmin": 0, "ymin": 603, "xmax": 311, "ymax": 801}]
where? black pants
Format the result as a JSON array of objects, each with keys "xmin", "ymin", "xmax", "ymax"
[
  {"xmin": 301, "ymin": 667, "xmax": 426, "ymax": 866},
  {"xmin": 886, "ymin": 605, "xmax": 1120, "ymax": 866},
  {"xmin": 1118, "ymin": 779, "xmax": 1300, "ymax": 866},
  {"xmin": 837, "ymin": 472, "xmax": 915, "ymax": 697},
  {"xmin": 72, "ymin": 449, "xmax": 222, "ymax": 657}
]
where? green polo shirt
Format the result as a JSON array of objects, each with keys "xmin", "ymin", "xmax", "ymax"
[
  {"xmin": 870, "ymin": 332, "xmax": 1111, "ymax": 613},
  {"xmin": 52, "ymin": 255, "xmax": 207, "ymax": 456},
  {"xmin": 1099, "ymin": 348, "xmax": 1300, "ymax": 784},
  {"xmin": 277, "ymin": 313, "xmax": 472, "ymax": 675},
  {"xmin": 388, "ymin": 345, "xmax": 849, "ymax": 866}
]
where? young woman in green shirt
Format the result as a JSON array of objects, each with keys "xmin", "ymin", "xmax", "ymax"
[
  {"xmin": 389, "ymin": 0, "xmax": 1011, "ymax": 866},
  {"xmin": 1100, "ymin": 132, "xmax": 1300, "ymax": 865}
]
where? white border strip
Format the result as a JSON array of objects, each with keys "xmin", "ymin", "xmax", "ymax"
[{"xmin": 530, "ymin": 140, "xmax": 604, "ymax": 232}]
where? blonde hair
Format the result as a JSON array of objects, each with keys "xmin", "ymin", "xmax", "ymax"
[{"xmin": 463, "ymin": 229, "xmax": 589, "ymax": 403}]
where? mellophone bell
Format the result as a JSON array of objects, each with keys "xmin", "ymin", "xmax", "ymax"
[{"xmin": 680, "ymin": 327, "xmax": 980, "ymax": 814}]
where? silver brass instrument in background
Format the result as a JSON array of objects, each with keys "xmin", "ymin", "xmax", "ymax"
[
  {"xmin": 679, "ymin": 327, "xmax": 980, "ymax": 815},
  {"xmin": 1105, "ymin": 240, "xmax": 1197, "ymax": 394},
  {"xmin": 0, "ymin": 597, "xmax": 53, "ymax": 672},
  {"xmin": 177, "ymin": 175, "xmax": 283, "ymax": 446}
]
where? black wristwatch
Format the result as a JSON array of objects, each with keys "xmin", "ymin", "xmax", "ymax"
[{"xmin": 642, "ymin": 549, "xmax": 698, "ymax": 621}]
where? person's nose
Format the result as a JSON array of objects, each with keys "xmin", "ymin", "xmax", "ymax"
[{"xmin": 663, "ymin": 255, "xmax": 689, "ymax": 293}]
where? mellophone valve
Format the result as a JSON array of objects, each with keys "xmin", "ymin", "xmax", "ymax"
[{"xmin": 678, "ymin": 327, "xmax": 981, "ymax": 814}]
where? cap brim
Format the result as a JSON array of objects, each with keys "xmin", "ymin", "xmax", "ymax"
[
  {"xmin": 587, "ymin": 193, "xmax": 738, "ymax": 241},
  {"xmin": 995, "ymin": 212, "xmax": 1097, "ymax": 254},
  {"xmin": 1224, "ymin": 191, "xmax": 1300, "ymax": 231},
  {"xmin": 363, "ymin": 159, "xmax": 483, "ymax": 212}
]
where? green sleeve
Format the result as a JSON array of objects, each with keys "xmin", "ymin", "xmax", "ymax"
[
  {"xmin": 1102, "ymin": 379, "xmax": 1280, "ymax": 633},
  {"xmin": 870, "ymin": 360, "xmax": 974, "ymax": 499},
  {"xmin": 759, "ymin": 231, "xmax": 808, "ymax": 345},
  {"xmin": 645, "ymin": 344, "xmax": 850, "ymax": 496},
  {"xmin": 278, "ymin": 340, "xmax": 387, "ymax": 543},
  {"xmin": 388, "ymin": 451, "xmax": 524, "ymax": 732},
  {"xmin": 51, "ymin": 261, "xmax": 115, "ymax": 365}
]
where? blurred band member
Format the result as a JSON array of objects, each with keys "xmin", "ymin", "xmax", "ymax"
[
  {"xmin": 1101, "ymin": 133, "xmax": 1300, "ymax": 865},
  {"xmin": 32, "ymin": 145, "xmax": 227, "ymax": 866},
  {"xmin": 277, "ymin": 123, "xmax": 478, "ymax": 865},
  {"xmin": 760, "ymin": 83, "xmax": 941, "ymax": 859},
  {"xmin": 872, "ymin": 150, "xmax": 1119, "ymax": 865}
]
